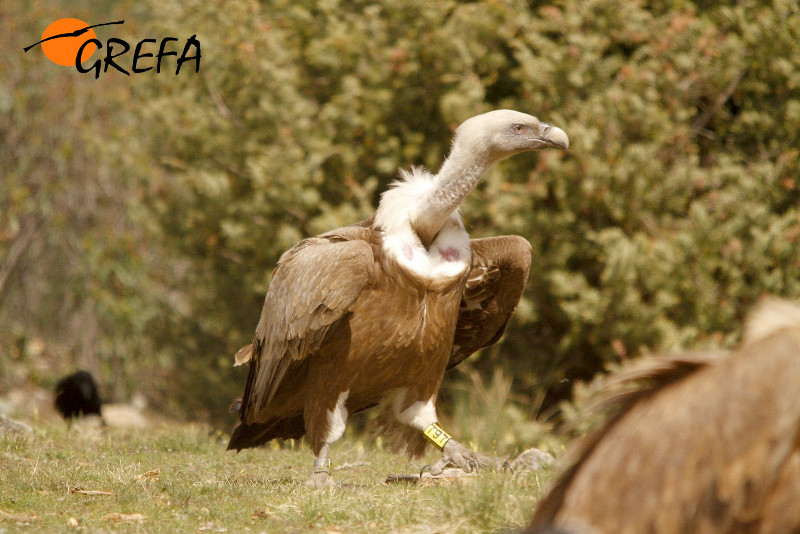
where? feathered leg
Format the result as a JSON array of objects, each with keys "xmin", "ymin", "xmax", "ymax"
[
  {"xmin": 304, "ymin": 389, "xmax": 349, "ymax": 487},
  {"xmin": 390, "ymin": 391, "xmax": 502, "ymax": 476},
  {"xmin": 306, "ymin": 442, "xmax": 332, "ymax": 487},
  {"xmin": 418, "ymin": 237, "xmax": 532, "ymax": 475}
]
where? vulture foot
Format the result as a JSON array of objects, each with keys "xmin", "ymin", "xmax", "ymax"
[
  {"xmin": 306, "ymin": 443, "xmax": 333, "ymax": 487},
  {"xmin": 424, "ymin": 439, "xmax": 503, "ymax": 477},
  {"xmin": 305, "ymin": 470, "xmax": 333, "ymax": 487}
]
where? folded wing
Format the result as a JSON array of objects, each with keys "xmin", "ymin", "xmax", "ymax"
[
  {"xmin": 448, "ymin": 235, "xmax": 532, "ymax": 369},
  {"xmin": 238, "ymin": 231, "xmax": 376, "ymax": 423}
]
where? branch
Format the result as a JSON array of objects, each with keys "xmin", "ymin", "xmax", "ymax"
[
  {"xmin": 692, "ymin": 71, "xmax": 746, "ymax": 136},
  {"xmin": 0, "ymin": 219, "xmax": 40, "ymax": 297}
]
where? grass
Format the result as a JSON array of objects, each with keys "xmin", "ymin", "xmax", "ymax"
[{"xmin": 0, "ymin": 422, "xmax": 553, "ymax": 533}]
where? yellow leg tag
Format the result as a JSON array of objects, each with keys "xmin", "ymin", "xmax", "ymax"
[{"xmin": 423, "ymin": 422, "xmax": 452, "ymax": 450}]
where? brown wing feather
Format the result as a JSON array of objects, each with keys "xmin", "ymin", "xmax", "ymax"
[
  {"xmin": 530, "ymin": 302, "xmax": 800, "ymax": 533},
  {"xmin": 239, "ymin": 229, "xmax": 376, "ymax": 423},
  {"xmin": 448, "ymin": 235, "xmax": 532, "ymax": 369},
  {"xmin": 531, "ymin": 350, "xmax": 726, "ymax": 526},
  {"xmin": 230, "ymin": 220, "xmax": 376, "ymax": 371}
]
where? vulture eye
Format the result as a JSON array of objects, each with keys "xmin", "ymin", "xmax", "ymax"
[{"xmin": 513, "ymin": 124, "xmax": 525, "ymax": 134}]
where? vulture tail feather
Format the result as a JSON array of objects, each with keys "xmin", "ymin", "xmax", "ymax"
[{"xmin": 227, "ymin": 416, "xmax": 306, "ymax": 451}]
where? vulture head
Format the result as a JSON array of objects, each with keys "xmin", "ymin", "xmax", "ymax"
[
  {"xmin": 402, "ymin": 109, "xmax": 569, "ymax": 247},
  {"xmin": 453, "ymin": 109, "xmax": 569, "ymax": 164}
]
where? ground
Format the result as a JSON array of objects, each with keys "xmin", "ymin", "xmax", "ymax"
[{"xmin": 0, "ymin": 422, "xmax": 552, "ymax": 533}]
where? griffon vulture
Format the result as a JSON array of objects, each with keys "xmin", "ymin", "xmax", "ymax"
[
  {"xmin": 529, "ymin": 297, "xmax": 800, "ymax": 534},
  {"xmin": 228, "ymin": 110, "xmax": 569, "ymax": 485}
]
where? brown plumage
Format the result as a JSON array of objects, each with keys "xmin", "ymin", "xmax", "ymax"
[
  {"xmin": 227, "ymin": 110, "xmax": 568, "ymax": 483},
  {"xmin": 529, "ymin": 297, "xmax": 800, "ymax": 534}
]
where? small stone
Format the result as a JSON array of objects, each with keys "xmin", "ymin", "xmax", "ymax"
[
  {"xmin": 509, "ymin": 448, "xmax": 555, "ymax": 471},
  {"xmin": 0, "ymin": 414, "xmax": 33, "ymax": 435}
]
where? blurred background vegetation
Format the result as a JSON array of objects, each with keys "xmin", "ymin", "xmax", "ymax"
[{"xmin": 2, "ymin": 0, "xmax": 799, "ymax": 443}]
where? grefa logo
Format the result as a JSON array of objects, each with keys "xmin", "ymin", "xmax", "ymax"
[{"xmin": 24, "ymin": 19, "xmax": 200, "ymax": 79}]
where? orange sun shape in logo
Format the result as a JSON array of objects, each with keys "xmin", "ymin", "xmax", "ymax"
[{"xmin": 40, "ymin": 18, "xmax": 98, "ymax": 66}]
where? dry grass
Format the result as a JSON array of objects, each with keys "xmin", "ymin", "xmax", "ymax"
[{"xmin": 0, "ymin": 421, "xmax": 552, "ymax": 533}]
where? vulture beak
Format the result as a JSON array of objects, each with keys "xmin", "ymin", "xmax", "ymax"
[{"xmin": 538, "ymin": 122, "xmax": 569, "ymax": 150}]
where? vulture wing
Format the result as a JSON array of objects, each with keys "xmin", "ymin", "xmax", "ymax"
[
  {"xmin": 530, "ymin": 300, "xmax": 800, "ymax": 533},
  {"xmin": 448, "ymin": 235, "xmax": 532, "ymax": 369},
  {"xmin": 239, "ymin": 228, "xmax": 376, "ymax": 423}
]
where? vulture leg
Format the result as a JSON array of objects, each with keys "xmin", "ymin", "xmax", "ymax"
[
  {"xmin": 306, "ymin": 442, "xmax": 332, "ymax": 487},
  {"xmin": 417, "ymin": 235, "xmax": 531, "ymax": 476},
  {"xmin": 392, "ymin": 395, "xmax": 502, "ymax": 476},
  {"xmin": 304, "ymin": 387, "xmax": 350, "ymax": 487}
]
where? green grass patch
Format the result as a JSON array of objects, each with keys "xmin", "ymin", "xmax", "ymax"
[{"xmin": 1, "ymin": 423, "xmax": 551, "ymax": 532}]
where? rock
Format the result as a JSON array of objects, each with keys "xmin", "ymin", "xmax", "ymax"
[
  {"xmin": 0, "ymin": 413, "xmax": 33, "ymax": 435},
  {"xmin": 510, "ymin": 448, "xmax": 555, "ymax": 471},
  {"xmin": 102, "ymin": 403, "xmax": 148, "ymax": 428}
]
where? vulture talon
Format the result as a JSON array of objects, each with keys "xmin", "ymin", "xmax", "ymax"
[
  {"xmin": 419, "ymin": 464, "xmax": 432, "ymax": 479},
  {"xmin": 430, "ymin": 438, "xmax": 503, "ymax": 476}
]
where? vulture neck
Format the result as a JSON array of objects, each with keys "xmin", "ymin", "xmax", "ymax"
[{"xmin": 413, "ymin": 144, "xmax": 492, "ymax": 247}]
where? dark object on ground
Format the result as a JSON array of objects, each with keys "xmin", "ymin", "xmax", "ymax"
[
  {"xmin": 529, "ymin": 297, "xmax": 800, "ymax": 534},
  {"xmin": 54, "ymin": 370, "xmax": 102, "ymax": 419}
]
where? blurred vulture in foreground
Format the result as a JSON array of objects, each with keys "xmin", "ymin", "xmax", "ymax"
[
  {"xmin": 228, "ymin": 110, "xmax": 568, "ymax": 485},
  {"xmin": 529, "ymin": 298, "xmax": 800, "ymax": 534}
]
